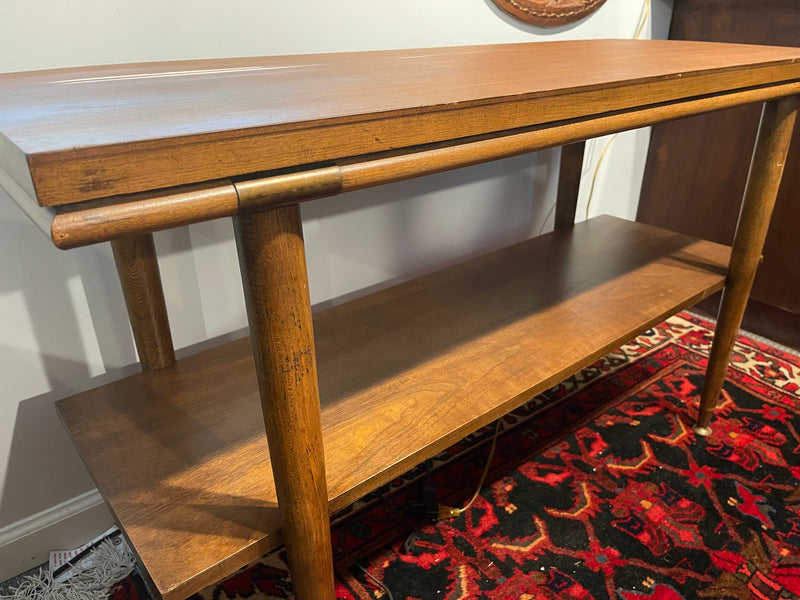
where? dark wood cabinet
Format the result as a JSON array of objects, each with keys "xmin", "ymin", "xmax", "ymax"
[{"xmin": 638, "ymin": 0, "xmax": 800, "ymax": 348}]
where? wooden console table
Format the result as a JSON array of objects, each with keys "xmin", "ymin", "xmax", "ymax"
[{"xmin": 1, "ymin": 40, "xmax": 798, "ymax": 600}]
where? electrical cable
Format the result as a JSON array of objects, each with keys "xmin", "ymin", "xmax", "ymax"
[
  {"xmin": 438, "ymin": 419, "xmax": 502, "ymax": 519},
  {"xmin": 538, "ymin": 200, "xmax": 558, "ymax": 235},
  {"xmin": 634, "ymin": 0, "xmax": 651, "ymax": 40},
  {"xmin": 581, "ymin": 0, "xmax": 651, "ymax": 222},
  {"xmin": 583, "ymin": 133, "xmax": 618, "ymax": 221},
  {"xmin": 355, "ymin": 563, "xmax": 394, "ymax": 600}
]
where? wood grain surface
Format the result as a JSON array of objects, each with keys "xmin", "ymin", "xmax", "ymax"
[
  {"xmin": 47, "ymin": 76, "xmax": 800, "ymax": 249},
  {"xmin": 52, "ymin": 180, "xmax": 238, "ymax": 249},
  {"xmin": 57, "ymin": 216, "xmax": 730, "ymax": 600},
  {"xmin": 2, "ymin": 40, "xmax": 800, "ymax": 207},
  {"xmin": 696, "ymin": 96, "xmax": 799, "ymax": 431},
  {"xmin": 233, "ymin": 206, "xmax": 335, "ymax": 600},
  {"xmin": 554, "ymin": 142, "xmax": 585, "ymax": 230},
  {"xmin": 111, "ymin": 235, "xmax": 175, "ymax": 370}
]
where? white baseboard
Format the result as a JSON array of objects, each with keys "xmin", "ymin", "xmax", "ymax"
[{"xmin": 0, "ymin": 490, "xmax": 113, "ymax": 583}]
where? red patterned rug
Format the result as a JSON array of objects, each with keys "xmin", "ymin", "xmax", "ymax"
[{"xmin": 112, "ymin": 312, "xmax": 800, "ymax": 600}]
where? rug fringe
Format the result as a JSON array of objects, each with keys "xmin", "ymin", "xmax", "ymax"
[{"xmin": 0, "ymin": 538, "xmax": 135, "ymax": 600}]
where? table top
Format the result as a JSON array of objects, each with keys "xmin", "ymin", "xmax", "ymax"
[{"xmin": 2, "ymin": 39, "xmax": 800, "ymax": 209}]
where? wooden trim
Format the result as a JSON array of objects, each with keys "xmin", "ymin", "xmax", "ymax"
[
  {"xmin": 19, "ymin": 46, "xmax": 800, "ymax": 207},
  {"xmin": 235, "ymin": 165, "xmax": 342, "ymax": 212},
  {"xmin": 336, "ymin": 81, "xmax": 800, "ymax": 189},
  {"xmin": 48, "ymin": 79, "xmax": 800, "ymax": 250},
  {"xmin": 51, "ymin": 180, "xmax": 238, "ymax": 250}
]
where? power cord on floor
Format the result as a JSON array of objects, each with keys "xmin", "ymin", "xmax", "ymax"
[
  {"xmin": 355, "ymin": 420, "xmax": 501, "ymax": 596},
  {"xmin": 355, "ymin": 563, "xmax": 394, "ymax": 600},
  {"xmin": 437, "ymin": 419, "xmax": 502, "ymax": 519}
]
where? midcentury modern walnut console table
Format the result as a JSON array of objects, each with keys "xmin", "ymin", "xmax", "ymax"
[{"xmin": 1, "ymin": 40, "xmax": 799, "ymax": 600}]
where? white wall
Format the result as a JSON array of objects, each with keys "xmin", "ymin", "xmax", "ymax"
[{"xmin": 0, "ymin": 0, "xmax": 673, "ymax": 579}]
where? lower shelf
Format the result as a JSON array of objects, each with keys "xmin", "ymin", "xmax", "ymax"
[{"xmin": 57, "ymin": 215, "xmax": 730, "ymax": 600}]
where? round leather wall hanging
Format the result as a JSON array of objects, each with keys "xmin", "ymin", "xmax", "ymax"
[{"xmin": 491, "ymin": 0, "xmax": 607, "ymax": 27}]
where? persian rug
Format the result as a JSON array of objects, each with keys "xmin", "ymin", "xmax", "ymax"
[{"xmin": 112, "ymin": 312, "xmax": 800, "ymax": 600}]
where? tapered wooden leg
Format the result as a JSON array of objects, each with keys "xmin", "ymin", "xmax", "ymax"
[
  {"xmin": 233, "ymin": 205, "xmax": 335, "ymax": 600},
  {"xmin": 554, "ymin": 141, "xmax": 586, "ymax": 231},
  {"xmin": 111, "ymin": 234, "xmax": 175, "ymax": 370},
  {"xmin": 695, "ymin": 96, "xmax": 799, "ymax": 435}
]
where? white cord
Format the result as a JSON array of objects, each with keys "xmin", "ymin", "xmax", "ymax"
[{"xmin": 578, "ymin": 0, "xmax": 652, "ymax": 224}]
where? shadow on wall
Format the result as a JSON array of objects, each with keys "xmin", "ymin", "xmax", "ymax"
[
  {"xmin": 304, "ymin": 151, "xmax": 557, "ymax": 304},
  {"xmin": 0, "ymin": 196, "xmax": 136, "ymax": 525},
  {"xmin": 0, "ymin": 149, "xmax": 552, "ymax": 530}
]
